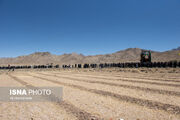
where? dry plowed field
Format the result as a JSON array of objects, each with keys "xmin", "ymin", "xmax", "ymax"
[{"xmin": 0, "ymin": 68, "xmax": 180, "ymax": 120}]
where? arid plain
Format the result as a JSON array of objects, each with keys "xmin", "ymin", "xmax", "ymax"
[{"xmin": 0, "ymin": 68, "xmax": 180, "ymax": 120}]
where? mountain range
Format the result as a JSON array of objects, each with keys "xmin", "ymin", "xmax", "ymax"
[{"xmin": 0, "ymin": 47, "xmax": 180, "ymax": 65}]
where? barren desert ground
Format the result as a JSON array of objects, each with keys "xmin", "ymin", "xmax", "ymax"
[{"xmin": 0, "ymin": 68, "xmax": 180, "ymax": 120}]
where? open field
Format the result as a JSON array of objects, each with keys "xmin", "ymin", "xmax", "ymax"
[{"xmin": 0, "ymin": 68, "xmax": 180, "ymax": 120}]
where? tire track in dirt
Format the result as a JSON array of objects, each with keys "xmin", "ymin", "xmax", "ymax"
[
  {"xmin": 89, "ymin": 73, "xmax": 180, "ymax": 83},
  {"xmin": 8, "ymin": 74, "xmax": 102, "ymax": 120},
  {"xmin": 41, "ymin": 71, "xmax": 180, "ymax": 89},
  {"xmin": 51, "ymin": 71, "xmax": 180, "ymax": 83},
  {"xmin": 62, "ymin": 74, "xmax": 180, "ymax": 88},
  {"xmin": 53, "ymin": 71, "xmax": 180, "ymax": 81},
  {"xmin": 39, "ymin": 72, "xmax": 180, "ymax": 97},
  {"xmin": 115, "ymin": 73, "xmax": 180, "ymax": 80},
  {"xmin": 85, "ymin": 73, "xmax": 180, "ymax": 83},
  {"xmin": 115, "ymin": 75, "xmax": 180, "ymax": 83},
  {"xmin": 26, "ymin": 73, "xmax": 180, "ymax": 115}
]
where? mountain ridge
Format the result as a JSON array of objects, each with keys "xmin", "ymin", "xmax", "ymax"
[{"xmin": 0, "ymin": 48, "xmax": 179, "ymax": 65}]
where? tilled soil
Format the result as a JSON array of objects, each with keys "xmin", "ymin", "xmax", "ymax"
[{"xmin": 0, "ymin": 68, "xmax": 180, "ymax": 120}]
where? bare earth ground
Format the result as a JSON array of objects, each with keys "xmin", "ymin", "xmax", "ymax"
[{"xmin": 0, "ymin": 68, "xmax": 180, "ymax": 120}]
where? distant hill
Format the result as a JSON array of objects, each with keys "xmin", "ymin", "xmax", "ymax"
[
  {"xmin": 172, "ymin": 46, "xmax": 180, "ymax": 51},
  {"xmin": 0, "ymin": 48, "xmax": 180, "ymax": 65}
]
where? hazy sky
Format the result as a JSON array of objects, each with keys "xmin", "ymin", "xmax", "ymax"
[{"xmin": 0, "ymin": 0, "xmax": 180, "ymax": 57}]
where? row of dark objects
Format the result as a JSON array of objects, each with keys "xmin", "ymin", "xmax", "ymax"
[
  {"xmin": 0, "ymin": 61, "xmax": 180, "ymax": 70},
  {"xmin": 62, "ymin": 61, "xmax": 180, "ymax": 68},
  {"xmin": 0, "ymin": 65, "xmax": 60, "ymax": 70},
  {"xmin": 62, "ymin": 64, "xmax": 97, "ymax": 68}
]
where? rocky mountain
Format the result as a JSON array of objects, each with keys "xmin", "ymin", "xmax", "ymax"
[{"xmin": 0, "ymin": 48, "xmax": 180, "ymax": 65}]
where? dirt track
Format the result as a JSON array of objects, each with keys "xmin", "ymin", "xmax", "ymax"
[{"xmin": 0, "ymin": 68, "xmax": 180, "ymax": 120}]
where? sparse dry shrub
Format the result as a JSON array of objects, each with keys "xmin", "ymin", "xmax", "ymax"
[
  {"xmin": 168, "ymin": 69, "xmax": 176, "ymax": 73},
  {"xmin": 131, "ymin": 69, "xmax": 140, "ymax": 73}
]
